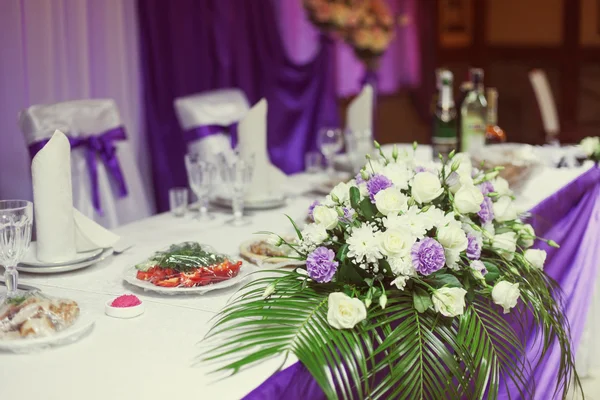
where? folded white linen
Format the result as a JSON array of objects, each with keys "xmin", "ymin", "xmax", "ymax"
[
  {"xmin": 236, "ymin": 99, "xmax": 287, "ymax": 202},
  {"xmin": 31, "ymin": 130, "xmax": 120, "ymax": 262},
  {"xmin": 31, "ymin": 130, "xmax": 77, "ymax": 262},
  {"xmin": 346, "ymin": 84, "xmax": 374, "ymax": 133}
]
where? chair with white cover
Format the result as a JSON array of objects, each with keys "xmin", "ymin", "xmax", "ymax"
[
  {"xmin": 19, "ymin": 99, "xmax": 153, "ymax": 228},
  {"xmin": 174, "ymin": 88, "xmax": 250, "ymax": 162},
  {"xmin": 529, "ymin": 69, "xmax": 560, "ymax": 144}
]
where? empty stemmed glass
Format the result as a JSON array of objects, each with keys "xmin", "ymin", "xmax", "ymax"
[
  {"xmin": 0, "ymin": 200, "xmax": 33, "ymax": 300},
  {"xmin": 185, "ymin": 154, "xmax": 217, "ymax": 221},
  {"xmin": 345, "ymin": 129, "xmax": 373, "ymax": 173},
  {"xmin": 317, "ymin": 128, "xmax": 344, "ymax": 179},
  {"xmin": 221, "ymin": 156, "xmax": 254, "ymax": 227}
]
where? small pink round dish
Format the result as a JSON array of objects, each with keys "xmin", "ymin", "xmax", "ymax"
[{"xmin": 105, "ymin": 295, "xmax": 144, "ymax": 319}]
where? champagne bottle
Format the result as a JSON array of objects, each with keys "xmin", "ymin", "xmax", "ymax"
[
  {"xmin": 460, "ymin": 68, "xmax": 487, "ymax": 153},
  {"xmin": 432, "ymin": 70, "xmax": 457, "ymax": 160},
  {"xmin": 485, "ymin": 88, "xmax": 507, "ymax": 144}
]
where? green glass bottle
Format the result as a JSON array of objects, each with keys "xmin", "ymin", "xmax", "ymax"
[
  {"xmin": 432, "ymin": 70, "xmax": 458, "ymax": 161},
  {"xmin": 460, "ymin": 68, "xmax": 487, "ymax": 153}
]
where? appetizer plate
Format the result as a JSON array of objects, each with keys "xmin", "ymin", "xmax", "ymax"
[
  {"xmin": 21, "ymin": 243, "xmax": 103, "ymax": 267},
  {"xmin": 122, "ymin": 265, "xmax": 251, "ymax": 295},
  {"xmin": 17, "ymin": 248, "xmax": 114, "ymax": 274},
  {"xmin": 0, "ymin": 309, "xmax": 95, "ymax": 353},
  {"xmin": 239, "ymin": 239, "xmax": 306, "ymax": 268},
  {"xmin": 211, "ymin": 195, "xmax": 286, "ymax": 210}
]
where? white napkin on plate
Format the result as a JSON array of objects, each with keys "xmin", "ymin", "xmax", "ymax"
[
  {"xmin": 346, "ymin": 84, "xmax": 374, "ymax": 133},
  {"xmin": 236, "ymin": 99, "xmax": 287, "ymax": 202},
  {"xmin": 31, "ymin": 130, "xmax": 120, "ymax": 262}
]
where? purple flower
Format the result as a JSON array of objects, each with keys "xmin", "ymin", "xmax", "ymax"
[
  {"xmin": 306, "ymin": 247, "xmax": 339, "ymax": 283},
  {"xmin": 355, "ymin": 173, "xmax": 365, "ymax": 185},
  {"xmin": 411, "ymin": 238, "xmax": 446, "ymax": 276},
  {"xmin": 366, "ymin": 174, "xmax": 392, "ymax": 202},
  {"xmin": 470, "ymin": 260, "xmax": 488, "ymax": 276},
  {"xmin": 414, "ymin": 166, "xmax": 427, "ymax": 173},
  {"xmin": 339, "ymin": 207, "xmax": 355, "ymax": 224},
  {"xmin": 308, "ymin": 200, "xmax": 320, "ymax": 221},
  {"xmin": 466, "ymin": 234, "xmax": 481, "ymax": 260},
  {"xmin": 478, "ymin": 197, "xmax": 494, "ymax": 224},
  {"xmin": 479, "ymin": 181, "xmax": 495, "ymax": 195}
]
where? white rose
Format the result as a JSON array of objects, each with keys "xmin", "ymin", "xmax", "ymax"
[
  {"xmin": 449, "ymin": 171, "xmax": 474, "ymax": 194},
  {"xmin": 453, "ymin": 153, "xmax": 473, "ymax": 176},
  {"xmin": 432, "ymin": 287, "xmax": 467, "ymax": 317},
  {"xmin": 517, "ymin": 224, "xmax": 536, "ymax": 248},
  {"xmin": 454, "ymin": 184, "xmax": 484, "ymax": 214},
  {"xmin": 379, "ymin": 229, "xmax": 414, "ymax": 257},
  {"xmin": 445, "ymin": 248, "xmax": 461, "ymax": 270},
  {"xmin": 483, "ymin": 222, "xmax": 495, "ymax": 238},
  {"xmin": 374, "ymin": 187, "xmax": 408, "ymax": 216},
  {"xmin": 437, "ymin": 224, "xmax": 468, "ymax": 252},
  {"xmin": 492, "ymin": 232, "xmax": 517, "ymax": 260},
  {"xmin": 313, "ymin": 206, "xmax": 339, "ymax": 230},
  {"xmin": 580, "ymin": 136, "xmax": 600, "ymax": 156},
  {"xmin": 301, "ymin": 223, "xmax": 328, "ymax": 246},
  {"xmin": 382, "ymin": 163, "xmax": 411, "ymax": 190},
  {"xmin": 525, "ymin": 249, "xmax": 546, "ymax": 270},
  {"xmin": 388, "ymin": 255, "xmax": 417, "ymax": 276},
  {"xmin": 411, "ymin": 172, "xmax": 443, "ymax": 204},
  {"xmin": 492, "ymin": 196, "xmax": 518, "ymax": 222},
  {"xmin": 330, "ymin": 182, "xmax": 351, "ymax": 204},
  {"xmin": 492, "ymin": 281, "xmax": 520, "ymax": 314},
  {"xmin": 391, "ymin": 275, "xmax": 409, "ymax": 291},
  {"xmin": 492, "ymin": 177, "xmax": 512, "ymax": 196},
  {"xmin": 327, "ymin": 292, "xmax": 367, "ymax": 329}
]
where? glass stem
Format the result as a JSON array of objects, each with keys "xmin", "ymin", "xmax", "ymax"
[
  {"xmin": 326, "ymin": 156, "xmax": 335, "ymax": 178},
  {"xmin": 200, "ymin": 196, "xmax": 209, "ymax": 218},
  {"xmin": 5, "ymin": 265, "xmax": 18, "ymax": 298},
  {"xmin": 232, "ymin": 194, "xmax": 244, "ymax": 222}
]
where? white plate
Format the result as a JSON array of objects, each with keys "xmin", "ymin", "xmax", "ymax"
[
  {"xmin": 212, "ymin": 195, "xmax": 286, "ymax": 210},
  {"xmin": 239, "ymin": 239, "xmax": 306, "ymax": 268},
  {"xmin": 122, "ymin": 265, "xmax": 252, "ymax": 295},
  {"xmin": 17, "ymin": 248, "xmax": 114, "ymax": 274},
  {"xmin": 0, "ymin": 309, "xmax": 95, "ymax": 353},
  {"xmin": 21, "ymin": 243, "xmax": 103, "ymax": 267}
]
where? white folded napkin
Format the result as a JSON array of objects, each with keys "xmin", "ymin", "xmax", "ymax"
[
  {"xmin": 236, "ymin": 99, "xmax": 287, "ymax": 202},
  {"xmin": 31, "ymin": 130, "xmax": 120, "ymax": 263},
  {"xmin": 346, "ymin": 84, "xmax": 374, "ymax": 133}
]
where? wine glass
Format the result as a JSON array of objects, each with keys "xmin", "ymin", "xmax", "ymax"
[
  {"xmin": 317, "ymin": 128, "xmax": 343, "ymax": 179},
  {"xmin": 0, "ymin": 200, "xmax": 33, "ymax": 300},
  {"xmin": 345, "ymin": 129, "xmax": 373, "ymax": 173},
  {"xmin": 221, "ymin": 156, "xmax": 254, "ymax": 227},
  {"xmin": 185, "ymin": 154, "xmax": 217, "ymax": 221}
]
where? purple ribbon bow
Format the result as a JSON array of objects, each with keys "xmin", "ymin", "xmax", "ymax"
[
  {"xmin": 184, "ymin": 123, "xmax": 239, "ymax": 148},
  {"xmin": 29, "ymin": 126, "xmax": 129, "ymax": 214}
]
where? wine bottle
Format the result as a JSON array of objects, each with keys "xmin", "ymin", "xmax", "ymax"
[
  {"xmin": 432, "ymin": 70, "xmax": 458, "ymax": 160},
  {"xmin": 460, "ymin": 68, "xmax": 487, "ymax": 153},
  {"xmin": 485, "ymin": 88, "xmax": 507, "ymax": 144}
]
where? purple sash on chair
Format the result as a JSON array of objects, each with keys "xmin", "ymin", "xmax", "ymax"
[
  {"xmin": 183, "ymin": 123, "xmax": 239, "ymax": 147},
  {"xmin": 28, "ymin": 126, "xmax": 129, "ymax": 214}
]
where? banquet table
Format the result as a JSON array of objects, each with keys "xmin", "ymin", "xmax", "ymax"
[{"xmin": 0, "ymin": 166, "xmax": 596, "ymax": 400}]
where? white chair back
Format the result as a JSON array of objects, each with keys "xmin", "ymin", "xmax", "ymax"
[
  {"xmin": 174, "ymin": 89, "xmax": 249, "ymax": 162},
  {"xmin": 529, "ymin": 69, "xmax": 560, "ymax": 144},
  {"xmin": 19, "ymin": 99, "xmax": 152, "ymax": 228}
]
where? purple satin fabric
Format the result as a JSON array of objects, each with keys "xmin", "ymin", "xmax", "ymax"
[
  {"xmin": 28, "ymin": 127, "xmax": 129, "ymax": 214},
  {"xmin": 183, "ymin": 123, "xmax": 238, "ymax": 148},
  {"xmin": 137, "ymin": 0, "xmax": 339, "ymax": 211},
  {"xmin": 244, "ymin": 167, "xmax": 600, "ymax": 400}
]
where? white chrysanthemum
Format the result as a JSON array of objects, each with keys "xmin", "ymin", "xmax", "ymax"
[
  {"xmin": 388, "ymin": 255, "xmax": 417, "ymax": 276},
  {"xmin": 347, "ymin": 223, "xmax": 383, "ymax": 265},
  {"xmin": 300, "ymin": 223, "xmax": 328, "ymax": 252},
  {"xmin": 384, "ymin": 206, "xmax": 428, "ymax": 238},
  {"xmin": 381, "ymin": 163, "xmax": 411, "ymax": 190},
  {"xmin": 420, "ymin": 206, "xmax": 445, "ymax": 231},
  {"xmin": 391, "ymin": 275, "xmax": 410, "ymax": 291}
]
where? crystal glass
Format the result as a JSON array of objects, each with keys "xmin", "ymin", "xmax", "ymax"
[
  {"xmin": 185, "ymin": 154, "xmax": 217, "ymax": 221},
  {"xmin": 305, "ymin": 151, "xmax": 324, "ymax": 174},
  {"xmin": 221, "ymin": 157, "xmax": 254, "ymax": 226},
  {"xmin": 169, "ymin": 187, "xmax": 188, "ymax": 217},
  {"xmin": 0, "ymin": 200, "xmax": 33, "ymax": 300},
  {"xmin": 317, "ymin": 128, "xmax": 343, "ymax": 178},
  {"xmin": 345, "ymin": 129, "xmax": 373, "ymax": 173}
]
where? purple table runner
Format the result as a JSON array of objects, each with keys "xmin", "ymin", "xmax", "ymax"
[{"xmin": 245, "ymin": 167, "xmax": 600, "ymax": 400}]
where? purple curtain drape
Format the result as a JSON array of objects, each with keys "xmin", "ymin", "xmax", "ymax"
[
  {"xmin": 244, "ymin": 167, "xmax": 600, "ymax": 400},
  {"xmin": 137, "ymin": 0, "xmax": 339, "ymax": 211}
]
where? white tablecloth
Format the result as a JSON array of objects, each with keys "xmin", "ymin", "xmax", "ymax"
[{"xmin": 0, "ymin": 168, "xmax": 592, "ymax": 400}]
